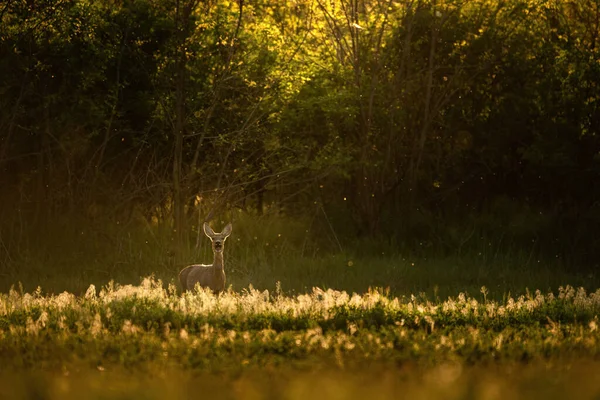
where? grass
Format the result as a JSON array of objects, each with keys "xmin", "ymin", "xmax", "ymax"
[
  {"xmin": 3, "ymin": 361, "xmax": 600, "ymax": 400},
  {"xmin": 1, "ymin": 213, "xmax": 597, "ymax": 300},
  {"xmin": 1, "ymin": 214, "xmax": 600, "ymax": 399},
  {"xmin": 2, "ymin": 362, "xmax": 600, "ymax": 400},
  {"xmin": 1, "ymin": 278, "xmax": 600, "ymax": 398},
  {"xmin": 3, "ymin": 248, "xmax": 593, "ymax": 302}
]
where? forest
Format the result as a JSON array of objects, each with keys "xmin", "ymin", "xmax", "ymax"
[
  {"xmin": 2, "ymin": 0, "xmax": 600, "ymax": 284},
  {"xmin": 1, "ymin": 0, "xmax": 600, "ymax": 398}
]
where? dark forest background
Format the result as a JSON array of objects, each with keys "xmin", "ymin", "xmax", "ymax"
[{"xmin": 1, "ymin": 0, "xmax": 599, "ymax": 294}]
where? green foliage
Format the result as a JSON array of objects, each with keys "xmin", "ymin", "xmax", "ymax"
[
  {"xmin": 1, "ymin": 277, "xmax": 600, "ymax": 373},
  {"xmin": 2, "ymin": 275, "xmax": 600, "ymax": 398},
  {"xmin": 1, "ymin": 0, "xmax": 600, "ymax": 289}
]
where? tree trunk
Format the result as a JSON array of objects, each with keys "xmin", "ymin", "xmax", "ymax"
[
  {"xmin": 406, "ymin": 0, "xmax": 438, "ymax": 224},
  {"xmin": 172, "ymin": 0, "xmax": 189, "ymax": 247}
]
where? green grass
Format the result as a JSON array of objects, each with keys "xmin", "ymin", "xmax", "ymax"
[
  {"xmin": 2, "ymin": 214, "xmax": 600, "ymax": 398},
  {"xmin": 1, "ymin": 278, "xmax": 600, "ymax": 399},
  {"xmin": 3, "ymin": 250, "xmax": 594, "ymax": 302},
  {"xmin": 1, "ymin": 213, "xmax": 597, "ymax": 300}
]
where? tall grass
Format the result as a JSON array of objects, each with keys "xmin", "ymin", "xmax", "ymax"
[
  {"xmin": 0, "ymin": 212, "xmax": 597, "ymax": 299},
  {"xmin": 1, "ymin": 209, "xmax": 599, "ymax": 400},
  {"xmin": 1, "ymin": 278, "xmax": 600, "ymax": 382}
]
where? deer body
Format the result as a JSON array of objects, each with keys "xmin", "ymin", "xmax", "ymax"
[{"xmin": 179, "ymin": 222, "xmax": 232, "ymax": 294}]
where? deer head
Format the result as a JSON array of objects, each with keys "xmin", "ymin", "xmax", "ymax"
[{"xmin": 203, "ymin": 222, "xmax": 232, "ymax": 253}]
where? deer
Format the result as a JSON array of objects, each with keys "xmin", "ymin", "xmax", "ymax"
[{"xmin": 179, "ymin": 222, "xmax": 232, "ymax": 294}]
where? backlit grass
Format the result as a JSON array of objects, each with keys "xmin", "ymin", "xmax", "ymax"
[{"xmin": 1, "ymin": 277, "xmax": 599, "ymax": 398}]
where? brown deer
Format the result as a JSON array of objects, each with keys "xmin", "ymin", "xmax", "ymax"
[{"xmin": 179, "ymin": 222, "xmax": 232, "ymax": 294}]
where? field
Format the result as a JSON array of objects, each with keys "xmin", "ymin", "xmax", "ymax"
[
  {"xmin": 1, "ymin": 275, "xmax": 600, "ymax": 399},
  {"xmin": 3, "ymin": 0, "xmax": 600, "ymax": 396}
]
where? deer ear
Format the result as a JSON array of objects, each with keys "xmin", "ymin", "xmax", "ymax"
[
  {"xmin": 203, "ymin": 222, "xmax": 215, "ymax": 238},
  {"xmin": 222, "ymin": 223, "xmax": 232, "ymax": 237}
]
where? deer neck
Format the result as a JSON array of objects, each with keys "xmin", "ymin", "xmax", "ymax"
[{"xmin": 212, "ymin": 251, "xmax": 224, "ymax": 271}]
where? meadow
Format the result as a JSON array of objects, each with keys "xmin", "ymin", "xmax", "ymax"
[
  {"xmin": 1, "ymin": 214, "xmax": 600, "ymax": 399},
  {"xmin": 2, "ymin": 0, "xmax": 600, "ymax": 396},
  {"xmin": 1, "ymin": 276, "xmax": 600, "ymax": 399}
]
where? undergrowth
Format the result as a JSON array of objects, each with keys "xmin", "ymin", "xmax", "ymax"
[
  {"xmin": 1, "ymin": 213, "xmax": 597, "ymax": 300},
  {"xmin": 1, "ymin": 277, "xmax": 599, "ymax": 371}
]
